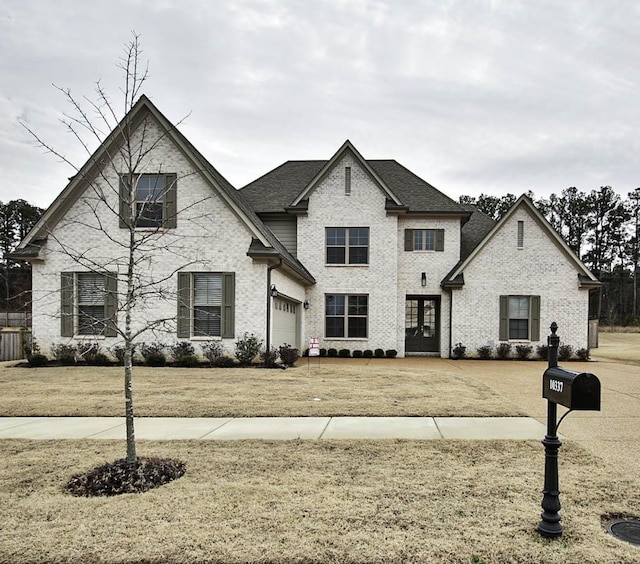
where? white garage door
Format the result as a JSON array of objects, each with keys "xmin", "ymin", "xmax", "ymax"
[{"xmin": 272, "ymin": 297, "xmax": 299, "ymax": 349}]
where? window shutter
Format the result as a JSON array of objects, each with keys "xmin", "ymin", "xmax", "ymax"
[
  {"xmin": 222, "ymin": 272, "xmax": 235, "ymax": 338},
  {"xmin": 61, "ymin": 273, "xmax": 74, "ymax": 337},
  {"xmin": 164, "ymin": 174, "xmax": 177, "ymax": 229},
  {"xmin": 404, "ymin": 229, "xmax": 413, "ymax": 251},
  {"xmin": 499, "ymin": 295, "xmax": 509, "ymax": 341},
  {"xmin": 119, "ymin": 175, "xmax": 130, "ymax": 229},
  {"xmin": 104, "ymin": 273, "xmax": 118, "ymax": 337},
  {"xmin": 435, "ymin": 229, "xmax": 445, "ymax": 252},
  {"xmin": 530, "ymin": 295, "xmax": 541, "ymax": 341},
  {"xmin": 177, "ymin": 272, "xmax": 191, "ymax": 338}
]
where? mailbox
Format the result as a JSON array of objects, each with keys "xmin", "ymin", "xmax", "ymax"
[{"xmin": 542, "ymin": 367, "xmax": 601, "ymax": 411}]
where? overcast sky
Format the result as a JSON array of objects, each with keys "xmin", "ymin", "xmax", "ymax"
[{"xmin": 1, "ymin": 0, "xmax": 639, "ymax": 209}]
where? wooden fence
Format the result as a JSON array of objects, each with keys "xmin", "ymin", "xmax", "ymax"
[
  {"xmin": 0, "ymin": 312, "xmax": 31, "ymax": 327},
  {"xmin": 0, "ymin": 328, "xmax": 31, "ymax": 361}
]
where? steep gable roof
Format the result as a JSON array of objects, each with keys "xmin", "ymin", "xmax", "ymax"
[
  {"xmin": 442, "ymin": 195, "xmax": 599, "ymax": 288},
  {"xmin": 241, "ymin": 149, "xmax": 469, "ymax": 217},
  {"xmin": 13, "ymin": 95, "xmax": 314, "ymax": 284}
]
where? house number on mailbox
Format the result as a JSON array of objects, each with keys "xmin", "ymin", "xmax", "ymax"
[{"xmin": 549, "ymin": 379, "xmax": 564, "ymax": 393}]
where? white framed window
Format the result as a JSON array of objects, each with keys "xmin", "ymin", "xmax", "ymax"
[
  {"xmin": 499, "ymin": 295, "xmax": 540, "ymax": 341},
  {"xmin": 193, "ymin": 273, "xmax": 223, "ymax": 337},
  {"xmin": 404, "ymin": 229, "xmax": 444, "ymax": 252},
  {"xmin": 326, "ymin": 227, "xmax": 369, "ymax": 265},
  {"xmin": 325, "ymin": 294, "xmax": 368, "ymax": 338}
]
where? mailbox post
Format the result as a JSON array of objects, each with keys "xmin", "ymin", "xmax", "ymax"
[{"xmin": 537, "ymin": 322, "xmax": 601, "ymax": 538}]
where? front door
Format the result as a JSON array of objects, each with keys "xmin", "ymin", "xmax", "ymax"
[{"xmin": 405, "ymin": 296, "xmax": 440, "ymax": 353}]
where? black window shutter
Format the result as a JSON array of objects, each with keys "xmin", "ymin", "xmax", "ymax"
[
  {"xmin": 164, "ymin": 174, "xmax": 177, "ymax": 228},
  {"xmin": 404, "ymin": 229, "xmax": 413, "ymax": 251},
  {"xmin": 61, "ymin": 272, "xmax": 74, "ymax": 337},
  {"xmin": 435, "ymin": 229, "xmax": 445, "ymax": 251},
  {"xmin": 177, "ymin": 272, "xmax": 191, "ymax": 338},
  {"xmin": 119, "ymin": 175, "xmax": 130, "ymax": 229},
  {"xmin": 104, "ymin": 273, "xmax": 118, "ymax": 337},
  {"xmin": 222, "ymin": 272, "xmax": 235, "ymax": 338},
  {"xmin": 530, "ymin": 296, "xmax": 541, "ymax": 341},
  {"xmin": 499, "ymin": 295, "xmax": 509, "ymax": 341}
]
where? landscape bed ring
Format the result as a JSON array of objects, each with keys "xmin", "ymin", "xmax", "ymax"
[{"xmin": 604, "ymin": 518, "xmax": 640, "ymax": 547}]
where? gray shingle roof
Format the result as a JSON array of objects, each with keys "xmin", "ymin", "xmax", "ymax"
[
  {"xmin": 240, "ymin": 159, "xmax": 468, "ymax": 215},
  {"xmin": 459, "ymin": 204, "xmax": 496, "ymax": 260}
]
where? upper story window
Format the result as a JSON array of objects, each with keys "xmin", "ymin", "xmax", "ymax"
[
  {"xmin": 326, "ymin": 227, "xmax": 369, "ymax": 265},
  {"xmin": 119, "ymin": 173, "xmax": 177, "ymax": 229},
  {"xmin": 517, "ymin": 221, "xmax": 524, "ymax": 248},
  {"xmin": 404, "ymin": 229, "xmax": 445, "ymax": 252}
]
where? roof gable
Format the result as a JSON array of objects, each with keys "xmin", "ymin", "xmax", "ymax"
[
  {"xmin": 443, "ymin": 195, "xmax": 599, "ymax": 286},
  {"xmin": 290, "ymin": 140, "xmax": 403, "ymax": 208}
]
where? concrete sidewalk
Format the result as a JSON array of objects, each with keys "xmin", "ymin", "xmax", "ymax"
[{"xmin": 0, "ymin": 416, "xmax": 547, "ymax": 441}]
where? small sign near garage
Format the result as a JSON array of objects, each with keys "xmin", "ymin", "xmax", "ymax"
[{"xmin": 309, "ymin": 337, "xmax": 320, "ymax": 357}]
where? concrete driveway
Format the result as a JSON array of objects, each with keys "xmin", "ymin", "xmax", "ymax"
[{"xmin": 446, "ymin": 335, "xmax": 640, "ymax": 480}]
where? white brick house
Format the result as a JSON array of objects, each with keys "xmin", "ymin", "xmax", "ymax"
[{"xmin": 14, "ymin": 96, "xmax": 599, "ymax": 359}]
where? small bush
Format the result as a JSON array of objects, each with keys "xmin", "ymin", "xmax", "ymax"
[
  {"xmin": 213, "ymin": 356, "xmax": 235, "ymax": 368},
  {"xmin": 235, "ymin": 332, "xmax": 263, "ymax": 365},
  {"xmin": 496, "ymin": 343, "xmax": 512, "ymax": 360},
  {"xmin": 110, "ymin": 343, "xmax": 137, "ymax": 366},
  {"xmin": 558, "ymin": 344, "xmax": 574, "ymax": 361},
  {"xmin": 90, "ymin": 353, "xmax": 112, "ymax": 366},
  {"xmin": 537, "ymin": 344, "xmax": 549, "ymax": 361},
  {"xmin": 145, "ymin": 352, "xmax": 166, "ymax": 367},
  {"xmin": 352, "ymin": 350, "xmax": 363, "ymax": 358},
  {"xmin": 260, "ymin": 347, "xmax": 279, "ymax": 368},
  {"xmin": 319, "ymin": 348, "xmax": 327, "ymax": 357},
  {"xmin": 452, "ymin": 343, "xmax": 466, "ymax": 359},
  {"xmin": 477, "ymin": 345, "xmax": 493, "ymax": 360},
  {"xmin": 170, "ymin": 341, "xmax": 195, "ymax": 363},
  {"xmin": 27, "ymin": 353, "xmax": 48, "ymax": 367},
  {"xmin": 77, "ymin": 342, "xmax": 101, "ymax": 364},
  {"xmin": 51, "ymin": 343, "xmax": 77, "ymax": 365},
  {"xmin": 576, "ymin": 348, "xmax": 590, "ymax": 361},
  {"xmin": 374, "ymin": 348, "xmax": 385, "ymax": 358},
  {"xmin": 363, "ymin": 350, "xmax": 373, "ymax": 358},
  {"xmin": 302, "ymin": 348, "xmax": 309, "ymax": 357},
  {"xmin": 200, "ymin": 341, "xmax": 226, "ymax": 365},
  {"xmin": 327, "ymin": 348, "xmax": 338, "ymax": 357},
  {"xmin": 279, "ymin": 344, "xmax": 299, "ymax": 366},
  {"xmin": 338, "ymin": 349, "xmax": 350, "ymax": 358},
  {"xmin": 24, "ymin": 338, "xmax": 41, "ymax": 362},
  {"xmin": 176, "ymin": 355, "xmax": 200, "ymax": 368},
  {"xmin": 385, "ymin": 349, "xmax": 398, "ymax": 358},
  {"xmin": 515, "ymin": 344, "xmax": 533, "ymax": 360}
]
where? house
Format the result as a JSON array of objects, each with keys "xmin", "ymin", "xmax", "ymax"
[{"xmin": 13, "ymin": 96, "xmax": 599, "ymax": 359}]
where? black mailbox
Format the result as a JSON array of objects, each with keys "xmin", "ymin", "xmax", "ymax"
[{"xmin": 542, "ymin": 367, "xmax": 601, "ymax": 411}]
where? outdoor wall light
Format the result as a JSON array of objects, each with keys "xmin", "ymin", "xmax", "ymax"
[
  {"xmin": 303, "ymin": 300, "xmax": 310, "ymax": 310},
  {"xmin": 270, "ymin": 284, "xmax": 279, "ymax": 297},
  {"xmin": 421, "ymin": 272, "xmax": 427, "ymax": 287}
]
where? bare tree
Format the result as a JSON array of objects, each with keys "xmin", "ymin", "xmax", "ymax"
[{"xmin": 21, "ymin": 34, "xmax": 210, "ymax": 469}]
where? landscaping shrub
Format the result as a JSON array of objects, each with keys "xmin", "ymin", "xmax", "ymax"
[
  {"xmin": 327, "ymin": 348, "xmax": 338, "ymax": 357},
  {"xmin": 213, "ymin": 356, "xmax": 235, "ymax": 368},
  {"xmin": 558, "ymin": 344, "xmax": 574, "ymax": 361},
  {"xmin": 170, "ymin": 341, "xmax": 195, "ymax": 363},
  {"xmin": 200, "ymin": 341, "xmax": 226, "ymax": 365},
  {"xmin": 319, "ymin": 348, "xmax": 327, "ymax": 357},
  {"xmin": 363, "ymin": 349, "xmax": 373, "ymax": 358},
  {"xmin": 235, "ymin": 332, "xmax": 263, "ymax": 365},
  {"xmin": 374, "ymin": 348, "xmax": 385, "ymax": 358},
  {"xmin": 476, "ymin": 345, "xmax": 493, "ymax": 360},
  {"xmin": 91, "ymin": 353, "xmax": 112, "ymax": 366},
  {"xmin": 452, "ymin": 343, "xmax": 466, "ymax": 359},
  {"xmin": 279, "ymin": 344, "xmax": 299, "ymax": 366},
  {"xmin": 496, "ymin": 343, "xmax": 512, "ymax": 360},
  {"xmin": 352, "ymin": 350, "xmax": 363, "ymax": 358},
  {"xmin": 537, "ymin": 344, "xmax": 549, "ymax": 361},
  {"xmin": 110, "ymin": 343, "xmax": 137, "ymax": 365},
  {"xmin": 260, "ymin": 347, "xmax": 279, "ymax": 368},
  {"xmin": 27, "ymin": 353, "xmax": 48, "ymax": 367},
  {"xmin": 385, "ymin": 349, "xmax": 398, "ymax": 358},
  {"xmin": 67, "ymin": 456, "xmax": 186, "ymax": 497},
  {"xmin": 515, "ymin": 344, "xmax": 533, "ymax": 360},
  {"xmin": 51, "ymin": 343, "xmax": 77, "ymax": 365},
  {"xmin": 77, "ymin": 342, "xmax": 101, "ymax": 364},
  {"xmin": 576, "ymin": 347, "xmax": 590, "ymax": 361},
  {"xmin": 176, "ymin": 355, "xmax": 200, "ymax": 368},
  {"xmin": 338, "ymin": 349, "xmax": 350, "ymax": 358},
  {"xmin": 141, "ymin": 343, "xmax": 166, "ymax": 367}
]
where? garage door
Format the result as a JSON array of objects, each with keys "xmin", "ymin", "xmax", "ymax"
[{"xmin": 272, "ymin": 297, "xmax": 299, "ymax": 349}]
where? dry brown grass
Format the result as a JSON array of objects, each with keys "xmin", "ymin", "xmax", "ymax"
[
  {"xmin": 599, "ymin": 325, "xmax": 640, "ymax": 333},
  {"xmin": 1, "ymin": 439, "xmax": 638, "ymax": 563},
  {"xmin": 592, "ymin": 332, "xmax": 640, "ymax": 365},
  {"xmin": 0, "ymin": 362, "xmax": 523, "ymax": 417}
]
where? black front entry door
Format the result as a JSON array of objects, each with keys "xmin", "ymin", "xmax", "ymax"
[{"xmin": 405, "ymin": 297, "xmax": 440, "ymax": 353}]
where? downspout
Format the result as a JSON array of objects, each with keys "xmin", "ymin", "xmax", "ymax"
[
  {"xmin": 447, "ymin": 287, "xmax": 453, "ymax": 359},
  {"xmin": 266, "ymin": 258, "xmax": 283, "ymax": 352}
]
